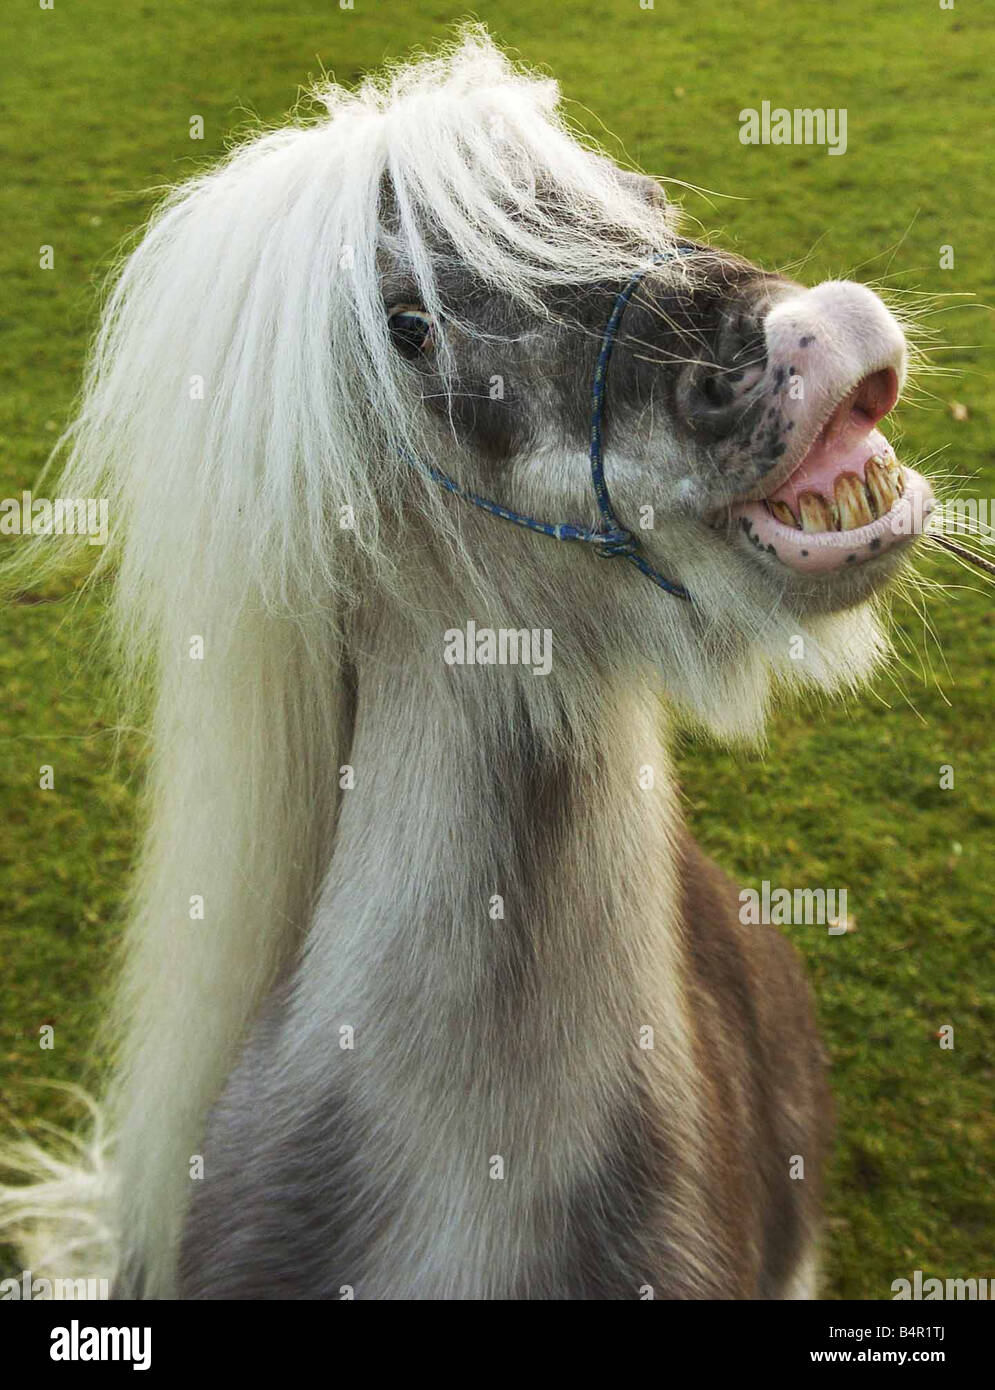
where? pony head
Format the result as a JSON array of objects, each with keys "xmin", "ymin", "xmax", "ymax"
[{"xmin": 49, "ymin": 26, "xmax": 930, "ymax": 745}]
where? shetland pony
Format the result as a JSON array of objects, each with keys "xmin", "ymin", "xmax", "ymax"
[{"xmin": 1, "ymin": 29, "xmax": 932, "ymax": 1299}]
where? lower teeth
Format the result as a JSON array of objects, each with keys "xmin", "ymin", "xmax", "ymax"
[{"xmin": 765, "ymin": 452, "xmax": 903, "ymax": 532}]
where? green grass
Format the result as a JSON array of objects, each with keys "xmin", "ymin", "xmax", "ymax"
[{"xmin": 2, "ymin": 0, "xmax": 993, "ymax": 1298}]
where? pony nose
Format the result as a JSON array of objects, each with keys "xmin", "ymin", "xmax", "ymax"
[
  {"xmin": 675, "ymin": 310, "xmax": 768, "ymax": 441},
  {"xmin": 762, "ymin": 280, "xmax": 907, "ymax": 449}
]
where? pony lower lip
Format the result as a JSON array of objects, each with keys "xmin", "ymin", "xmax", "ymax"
[{"xmin": 730, "ymin": 466, "xmax": 936, "ymax": 574}]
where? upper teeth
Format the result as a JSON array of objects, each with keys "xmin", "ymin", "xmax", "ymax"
[{"xmin": 766, "ymin": 452, "xmax": 904, "ymax": 532}]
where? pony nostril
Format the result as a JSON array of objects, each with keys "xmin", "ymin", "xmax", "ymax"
[
  {"xmin": 676, "ymin": 306, "xmax": 768, "ymax": 437},
  {"xmin": 677, "ymin": 360, "xmax": 759, "ymax": 439},
  {"xmin": 702, "ymin": 375, "xmax": 734, "ymax": 409}
]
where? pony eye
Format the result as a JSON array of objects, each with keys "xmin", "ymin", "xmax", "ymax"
[{"xmin": 387, "ymin": 305, "xmax": 433, "ymax": 359}]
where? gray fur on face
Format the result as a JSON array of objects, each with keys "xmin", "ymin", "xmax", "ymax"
[{"xmin": 382, "ymin": 227, "xmax": 792, "ymax": 504}]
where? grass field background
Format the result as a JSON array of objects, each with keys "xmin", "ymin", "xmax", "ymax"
[{"xmin": 1, "ymin": 0, "xmax": 992, "ymax": 1297}]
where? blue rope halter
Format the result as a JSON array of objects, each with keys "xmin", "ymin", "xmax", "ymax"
[{"xmin": 407, "ymin": 245, "xmax": 696, "ymax": 602}]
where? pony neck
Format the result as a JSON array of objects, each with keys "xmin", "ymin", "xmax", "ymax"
[
  {"xmin": 225, "ymin": 606, "xmax": 713, "ymax": 1298},
  {"xmin": 298, "ymin": 612, "xmax": 686, "ymax": 1030}
]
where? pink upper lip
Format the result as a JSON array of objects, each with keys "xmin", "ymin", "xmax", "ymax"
[{"xmin": 764, "ymin": 366, "xmax": 901, "ymax": 508}]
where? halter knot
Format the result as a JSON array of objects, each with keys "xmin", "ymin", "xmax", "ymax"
[{"xmin": 592, "ymin": 528, "xmax": 639, "ymax": 559}]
